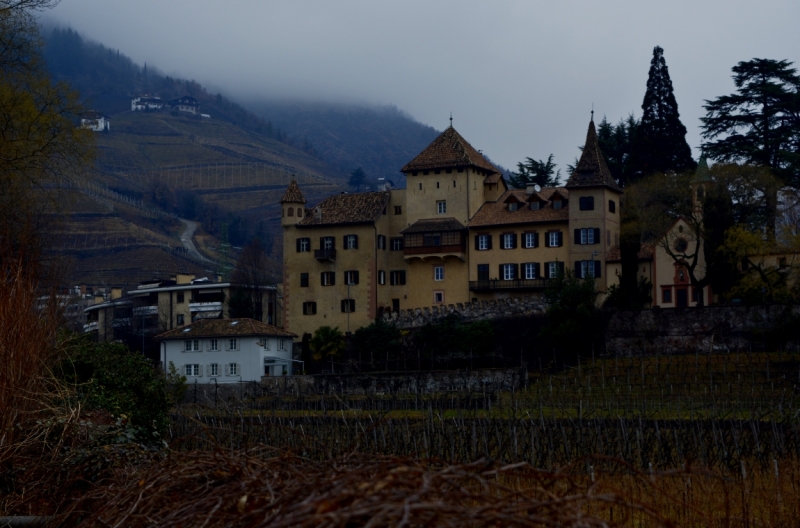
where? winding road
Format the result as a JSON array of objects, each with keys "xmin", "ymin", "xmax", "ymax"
[{"xmin": 179, "ymin": 219, "xmax": 212, "ymax": 263}]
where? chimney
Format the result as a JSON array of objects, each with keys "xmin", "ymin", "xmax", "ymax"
[
  {"xmin": 94, "ymin": 295, "xmax": 104, "ymax": 305},
  {"xmin": 110, "ymin": 288, "xmax": 122, "ymax": 300},
  {"xmin": 80, "ymin": 284, "xmax": 86, "ymax": 296},
  {"xmin": 526, "ymin": 183, "xmax": 536, "ymax": 195},
  {"xmin": 314, "ymin": 207, "xmax": 322, "ymax": 222}
]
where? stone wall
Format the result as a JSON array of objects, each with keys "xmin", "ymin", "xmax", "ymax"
[
  {"xmin": 605, "ymin": 305, "xmax": 800, "ymax": 356},
  {"xmin": 382, "ymin": 295, "xmax": 547, "ymax": 328}
]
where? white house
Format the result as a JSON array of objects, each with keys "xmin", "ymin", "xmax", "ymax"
[
  {"xmin": 81, "ymin": 111, "xmax": 110, "ymax": 132},
  {"xmin": 131, "ymin": 94, "xmax": 164, "ymax": 111},
  {"xmin": 169, "ymin": 96, "xmax": 199, "ymax": 115},
  {"xmin": 156, "ymin": 318, "xmax": 297, "ymax": 382}
]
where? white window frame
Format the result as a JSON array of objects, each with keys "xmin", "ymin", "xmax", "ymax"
[
  {"xmin": 378, "ymin": 235, "xmax": 386, "ymax": 250},
  {"xmin": 299, "ymin": 238, "xmax": 310, "ymax": 252},
  {"xmin": 228, "ymin": 338, "xmax": 238, "ymax": 351},
  {"xmin": 322, "ymin": 237, "xmax": 334, "ymax": 250},
  {"xmin": 502, "ymin": 264, "xmax": 515, "ymax": 281},
  {"xmin": 209, "ymin": 339, "xmax": 219, "ymax": 351},
  {"xmin": 345, "ymin": 235, "xmax": 357, "ymax": 249},
  {"xmin": 433, "ymin": 291, "xmax": 444, "ymax": 303},
  {"xmin": 548, "ymin": 231, "xmax": 559, "ymax": 247},
  {"xmin": 434, "ymin": 266, "xmax": 444, "ymax": 281},
  {"xmin": 502, "ymin": 233, "xmax": 514, "ymax": 249},
  {"xmin": 478, "ymin": 235, "xmax": 489, "ymax": 250},
  {"xmin": 391, "ymin": 238, "xmax": 403, "ymax": 251},
  {"xmin": 185, "ymin": 364, "xmax": 201, "ymax": 377},
  {"xmin": 209, "ymin": 363, "xmax": 219, "ymax": 377},
  {"xmin": 184, "ymin": 339, "xmax": 200, "ymax": 352},
  {"xmin": 437, "ymin": 200, "xmax": 447, "ymax": 214},
  {"xmin": 524, "ymin": 263, "xmax": 536, "ymax": 280},
  {"xmin": 226, "ymin": 363, "xmax": 239, "ymax": 377},
  {"xmin": 548, "ymin": 262, "xmax": 558, "ymax": 278},
  {"xmin": 378, "ymin": 270, "xmax": 385, "ymax": 285}
]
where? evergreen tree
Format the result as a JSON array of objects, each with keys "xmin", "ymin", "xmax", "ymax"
[
  {"xmin": 508, "ymin": 154, "xmax": 560, "ymax": 189},
  {"xmin": 626, "ymin": 46, "xmax": 696, "ymax": 183},
  {"xmin": 596, "ymin": 115, "xmax": 639, "ymax": 185},
  {"xmin": 700, "ymin": 58, "xmax": 800, "ymax": 186},
  {"xmin": 348, "ymin": 167, "xmax": 367, "ymax": 191}
]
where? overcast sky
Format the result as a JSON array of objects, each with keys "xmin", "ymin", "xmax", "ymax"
[{"xmin": 47, "ymin": 0, "xmax": 799, "ymax": 174}]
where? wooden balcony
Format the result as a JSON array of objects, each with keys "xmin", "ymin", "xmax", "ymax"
[{"xmin": 314, "ymin": 248, "xmax": 336, "ymax": 261}]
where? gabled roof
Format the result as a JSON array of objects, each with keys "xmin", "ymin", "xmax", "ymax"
[
  {"xmin": 298, "ymin": 192, "xmax": 389, "ymax": 227},
  {"xmin": 155, "ymin": 318, "xmax": 296, "ymax": 340},
  {"xmin": 565, "ymin": 119, "xmax": 622, "ymax": 193},
  {"xmin": 401, "ymin": 217, "xmax": 466, "ymax": 234},
  {"xmin": 401, "ymin": 126, "xmax": 499, "ymax": 174},
  {"xmin": 468, "ymin": 188, "xmax": 570, "ymax": 228},
  {"xmin": 280, "ymin": 180, "xmax": 307, "ymax": 204}
]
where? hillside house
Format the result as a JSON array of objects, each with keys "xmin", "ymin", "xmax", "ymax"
[
  {"xmin": 81, "ymin": 111, "xmax": 110, "ymax": 132},
  {"xmin": 169, "ymin": 96, "xmax": 199, "ymax": 115},
  {"xmin": 131, "ymin": 94, "xmax": 164, "ymax": 111},
  {"xmin": 156, "ymin": 318, "xmax": 297, "ymax": 382}
]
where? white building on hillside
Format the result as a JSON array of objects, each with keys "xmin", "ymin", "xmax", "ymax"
[
  {"xmin": 156, "ymin": 318, "xmax": 297, "ymax": 382},
  {"xmin": 81, "ymin": 111, "xmax": 110, "ymax": 132},
  {"xmin": 131, "ymin": 94, "xmax": 164, "ymax": 111}
]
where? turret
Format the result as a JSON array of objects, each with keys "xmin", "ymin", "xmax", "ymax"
[
  {"xmin": 280, "ymin": 180, "xmax": 307, "ymax": 227},
  {"xmin": 691, "ymin": 156, "xmax": 711, "ymax": 214}
]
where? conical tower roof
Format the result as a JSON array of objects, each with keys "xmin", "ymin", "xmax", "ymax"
[
  {"xmin": 280, "ymin": 180, "xmax": 306, "ymax": 204},
  {"xmin": 401, "ymin": 126, "xmax": 498, "ymax": 174},
  {"xmin": 566, "ymin": 120, "xmax": 622, "ymax": 192}
]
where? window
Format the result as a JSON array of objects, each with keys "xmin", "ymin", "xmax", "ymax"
[
  {"xmin": 394, "ymin": 206, "xmax": 402, "ymax": 215},
  {"xmin": 524, "ymin": 232, "xmax": 538, "ymax": 248},
  {"xmin": 530, "ymin": 201, "xmax": 540, "ymax": 211},
  {"xmin": 297, "ymin": 207, "xmax": 303, "ymax": 217},
  {"xmin": 579, "ymin": 196, "xmax": 595, "ymax": 211},
  {"xmin": 436, "ymin": 181, "xmax": 440, "ymax": 188},
  {"xmin": 344, "ymin": 270, "xmax": 359, "ymax": 285},
  {"xmin": 546, "ymin": 261, "xmax": 565, "ymax": 279},
  {"xmin": 300, "ymin": 273, "xmax": 309, "ymax": 287},
  {"xmin": 508, "ymin": 202, "xmax": 518, "ymax": 211},
  {"xmin": 501, "ymin": 263, "xmax": 517, "ymax": 281},
  {"xmin": 552, "ymin": 200, "xmax": 562, "ymax": 210},
  {"xmin": 303, "ymin": 302, "xmax": 317, "ymax": 315},
  {"xmin": 287, "ymin": 208, "xmax": 294, "ymax": 217},
  {"xmin": 523, "ymin": 262, "xmax": 539, "ymax": 280},
  {"xmin": 390, "ymin": 270, "xmax": 406, "ymax": 285},
  {"xmin": 184, "ymin": 339, "xmax": 200, "ymax": 352},
  {"xmin": 576, "ymin": 228, "xmax": 599, "ymax": 245},
  {"xmin": 434, "ymin": 266, "xmax": 444, "ymax": 281},
  {"xmin": 477, "ymin": 264, "xmax": 490, "ymax": 281},
  {"xmin": 390, "ymin": 237, "xmax": 404, "ymax": 251},
  {"xmin": 662, "ymin": 287, "xmax": 673, "ymax": 304},
  {"xmin": 437, "ymin": 200, "xmax": 447, "ymax": 214},
  {"xmin": 177, "ymin": 292, "xmax": 184, "ymax": 303},
  {"xmin": 226, "ymin": 363, "xmax": 239, "ymax": 376},
  {"xmin": 321, "ymin": 271, "xmax": 335, "ymax": 286},
  {"xmin": 609, "ymin": 200, "xmax": 616, "ymax": 213},
  {"xmin": 262, "ymin": 338, "xmax": 270, "ymax": 350},
  {"xmin": 296, "ymin": 237, "xmax": 310, "ymax": 252},
  {"xmin": 208, "ymin": 363, "xmax": 219, "ymax": 377},
  {"xmin": 378, "ymin": 270, "xmax": 386, "ymax": 285},
  {"xmin": 546, "ymin": 231, "xmax": 562, "ymax": 247},
  {"xmin": 321, "ymin": 236, "xmax": 335, "ymax": 250},
  {"xmin": 433, "ymin": 291, "xmax": 444, "ymax": 303},
  {"xmin": 177, "ymin": 314, "xmax": 185, "ymax": 326},
  {"xmin": 502, "ymin": 233, "xmax": 517, "ymax": 249},
  {"xmin": 475, "ymin": 234, "xmax": 491, "ymax": 250},
  {"xmin": 341, "ymin": 299, "xmax": 355, "ymax": 313},
  {"xmin": 378, "ymin": 235, "xmax": 386, "ymax": 250},
  {"xmin": 228, "ymin": 338, "xmax": 238, "ymax": 351},
  {"xmin": 576, "ymin": 260, "xmax": 601, "ymax": 279},
  {"xmin": 344, "ymin": 234, "xmax": 358, "ymax": 249},
  {"xmin": 209, "ymin": 339, "xmax": 219, "ymax": 351},
  {"xmin": 185, "ymin": 364, "xmax": 201, "ymax": 377}
]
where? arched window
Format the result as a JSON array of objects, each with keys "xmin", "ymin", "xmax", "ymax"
[
  {"xmin": 288, "ymin": 208, "xmax": 294, "ymax": 217},
  {"xmin": 297, "ymin": 207, "xmax": 303, "ymax": 217}
]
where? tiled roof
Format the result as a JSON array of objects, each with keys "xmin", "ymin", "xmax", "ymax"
[
  {"xmin": 298, "ymin": 191, "xmax": 389, "ymax": 226},
  {"xmin": 565, "ymin": 120, "xmax": 622, "ymax": 193},
  {"xmin": 605, "ymin": 244, "xmax": 654, "ymax": 262},
  {"xmin": 401, "ymin": 217, "xmax": 466, "ymax": 234},
  {"xmin": 155, "ymin": 318, "xmax": 296, "ymax": 339},
  {"xmin": 401, "ymin": 126, "xmax": 499, "ymax": 174},
  {"xmin": 280, "ymin": 180, "xmax": 307, "ymax": 204},
  {"xmin": 484, "ymin": 173, "xmax": 504, "ymax": 184},
  {"xmin": 468, "ymin": 188, "xmax": 571, "ymax": 228}
]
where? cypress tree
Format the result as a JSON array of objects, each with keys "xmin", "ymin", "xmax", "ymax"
[{"xmin": 626, "ymin": 46, "xmax": 696, "ymax": 184}]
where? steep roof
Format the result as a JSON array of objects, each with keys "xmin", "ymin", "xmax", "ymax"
[
  {"xmin": 155, "ymin": 318, "xmax": 296, "ymax": 339},
  {"xmin": 401, "ymin": 217, "xmax": 466, "ymax": 234},
  {"xmin": 695, "ymin": 156, "xmax": 711, "ymax": 182},
  {"xmin": 280, "ymin": 180, "xmax": 307, "ymax": 204},
  {"xmin": 468, "ymin": 188, "xmax": 570, "ymax": 228},
  {"xmin": 565, "ymin": 120, "xmax": 622, "ymax": 193},
  {"xmin": 298, "ymin": 192, "xmax": 389, "ymax": 226},
  {"xmin": 401, "ymin": 126, "xmax": 499, "ymax": 174}
]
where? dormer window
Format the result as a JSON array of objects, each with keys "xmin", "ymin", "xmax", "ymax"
[
  {"xmin": 553, "ymin": 200, "xmax": 562, "ymax": 210},
  {"xmin": 530, "ymin": 202, "xmax": 540, "ymax": 211},
  {"xmin": 508, "ymin": 202, "xmax": 518, "ymax": 212}
]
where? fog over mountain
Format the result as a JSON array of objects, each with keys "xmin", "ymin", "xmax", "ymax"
[{"xmin": 47, "ymin": 0, "xmax": 799, "ymax": 174}]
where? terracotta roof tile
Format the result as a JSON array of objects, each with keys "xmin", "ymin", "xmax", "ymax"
[
  {"xmin": 484, "ymin": 173, "xmax": 503, "ymax": 184},
  {"xmin": 565, "ymin": 120, "xmax": 622, "ymax": 193},
  {"xmin": 280, "ymin": 180, "xmax": 307, "ymax": 204},
  {"xmin": 298, "ymin": 191, "xmax": 389, "ymax": 226},
  {"xmin": 401, "ymin": 126, "xmax": 499, "ymax": 174},
  {"xmin": 468, "ymin": 188, "xmax": 571, "ymax": 228},
  {"xmin": 605, "ymin": 243, "xmax": 654, "ymax": 262},
  {"xmin": 401, "ymin": 217, "xmax": 466, "ymax": 234},
  {"xmin": 155, "ymin": 318, "xmax": 296, "ymax": 339}
]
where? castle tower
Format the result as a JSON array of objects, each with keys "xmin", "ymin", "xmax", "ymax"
[
  {"xmin": 565, "ymin": 118, "xmax": 623, "ymax": 286},
  {"xmin": 280, "ymin": 180, "xmax": 306, "ymax": 227}
]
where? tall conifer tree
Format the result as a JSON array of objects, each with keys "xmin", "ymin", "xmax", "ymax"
[{"xmin": 625, "ymin": 46, "xmax": 696, "ymax": 184}]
